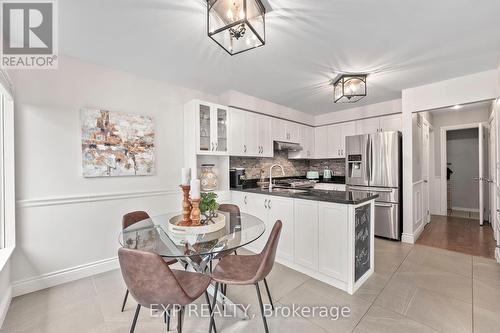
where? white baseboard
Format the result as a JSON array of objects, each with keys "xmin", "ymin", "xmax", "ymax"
[
  {"xmin": 496, "ymin": 247, "xmax": 500, "ymax": 264},
  {"xmin": 12, "ymin": 257, "xmax": 119, "ymax": 297},
  {"xmin": 401, "ymin": 233, "xmax": 415, "ymax": 244},
  {"xmin": 451, "ymin": 206, "xmax": 480, "ymax": 213},
  {"xmin": 0, "ymin": 285, "xmax": 12, "ymax": 329}
]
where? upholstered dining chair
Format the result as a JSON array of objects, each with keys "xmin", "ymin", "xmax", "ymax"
[
  {"xmin": 121, "ymin": 211, "xmax": 177, "ymax": 313},
  {"xmin": 118, "ymin": 248, "xmax": 216, "ymax": 333},
  {"xmin": 209, "ymin": 220, "xmax": 282, "ymax": 333}
]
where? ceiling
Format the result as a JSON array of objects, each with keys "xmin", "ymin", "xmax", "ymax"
[{"xmin": 59, "ymin": 0, "xmax": 500, "ymax": 115}]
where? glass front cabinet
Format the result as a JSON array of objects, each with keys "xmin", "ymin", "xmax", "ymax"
[{"xmin": 196, "ymin": 102, "xmax": 228, "ymax": 155}]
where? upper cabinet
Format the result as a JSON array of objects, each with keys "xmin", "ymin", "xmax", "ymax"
[
  {"xmin": 289, "ymin": 125, "xmax": 315, "ymax": 159},
  {"xmin": 379, "ymin": 114, "xmax": 402, "ymax": 132},
  {"xmin": 314, "ymin": 126, "xmax": 328, "ymax": 159},
  {"xmin": 272, "ymin": 118, "xmax": 300, "ymax": 143},
  {"xmin": 355, "ymin": 114, "xmax": 402, "ymax": 135},
  {"xmin": 228, "ymin": 108, "xmax": 273, "ymax": 157},
  {"xmin": 189, "ymin": 101, "xmax": 228, "ymax": 155}
]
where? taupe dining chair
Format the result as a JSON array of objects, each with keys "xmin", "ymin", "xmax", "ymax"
[
  {"xmin": 121, "ymin": 211, "xmax": 177, "ymax": 313},
  {"xmin": 209, "ymin": 220, "xmax": 282, "ymax": 333},
  {"xmin": 118, "ymin": 248, "xmax": 216, "ymax": 333}
]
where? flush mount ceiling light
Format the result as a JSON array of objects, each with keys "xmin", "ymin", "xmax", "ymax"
[
  {"xmin": 333, "ymin": 74, "xmax": 367, "ymax": 103},
  {"xmin": 207, "ymin": 0, "xmax": 266, "ymax": 55}
]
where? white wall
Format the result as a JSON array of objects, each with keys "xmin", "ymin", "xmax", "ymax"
[
  {"xmin": 219, "ymin": 90, "xmax": 315, "ymax": 125},
  {"xmin": 314, "ymin": 99, "xmax": 402, "ymax": 126},
  {"xmin": 447, "ymin": 128, "xmax": 480, "ymax": 210},
  {"xmin": 8, "ymin": 56, "xmax": 219, "ymax": 296}
]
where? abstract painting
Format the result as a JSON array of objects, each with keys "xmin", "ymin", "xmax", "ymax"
[{"xmin": 80, "ymin": 109, "xmax": 155, "ymax": 177}]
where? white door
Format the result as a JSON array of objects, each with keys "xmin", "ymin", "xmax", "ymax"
[
  {"xmin": 318, "ymin": 202, "xmax": 348, "ymax": 280},
  {"xmin": 314, "ymin": 127, "xmax": 328, "ymax": 158},
  {"xmin": 339, "ymin": 122, "xmax": 356, "ymax": 158},
  {"xmin": 245, "ymin": 113, "xmax": 259, "ymax": 156},
  {"xmin": 379, "ymin": 114, "xmax": 402, "ymax": 132},
  {"xmin": 293, "ymin": 199, "xmax": 319, "ymax": 270},
  {"xmin": 286, "ymin": 122, "xmax": 300, "ymax": 143},
  {"xmin": 268, "ymin": 197, "xmax": 294, "ymax": 262},
  {"xmin": 327, "ymin": 124, "xmax": 341, "ymax": 158},
  {"xmin": 258, "ymin": 115, "xmax": 272, "ymax": 157},
  {"xmin": 355, "ymin": 118, "xmax": 380, "ymax": 135},
  {"xmin": 422, "ymin": 122, "xmax": 430, "ymax": 224},
  {"xmin": 245, "ymin": 193, "xmax": 268, "ymax": 252},
  {"xmin": 228, "ymin": 108, "xmax": 246, "ymax": 156},
  {"xmin": 479, "ymin": 123, "xmax": 490, "ymax": 226}
]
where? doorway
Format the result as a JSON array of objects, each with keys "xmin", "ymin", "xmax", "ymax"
[
  {"xmin": 446, "ymin": 127, "xmax": 481, "ymax": 219},
  {"xmin": 413, "ymin": 100, "xmax": 497, "ymax": 259}
]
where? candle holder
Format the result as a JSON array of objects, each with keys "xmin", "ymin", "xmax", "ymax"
[
  {"xmin": 190, "ymin": 199, "xmax": 201, "ymax": 226},
  {"xmin": 180, "ymin": 185, "xmax": 192, "ymax": 226}
]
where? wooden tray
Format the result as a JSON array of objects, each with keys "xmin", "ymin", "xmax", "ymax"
[{"xmin": 168, "ymin": 214, "xmax": 226, "ymax": 235}]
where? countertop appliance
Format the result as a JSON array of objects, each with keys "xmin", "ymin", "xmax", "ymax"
[
  {"xmin": 230, "ymin": 168, "xmax": 246, "ymax": 189},
  {"xmin": 323, "ymin": 169, "xmax": 333, "ymax": 179},
  {"xmin": 306, "ymin": 171, "xmax": 320, "ymax": 180},
  {"xmin": 345, "ymin": 131, "xmax": 402, "ymax": 240}
]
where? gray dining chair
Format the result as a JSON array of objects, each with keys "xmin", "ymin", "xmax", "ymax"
[
  {"xmin": 118, "ymin": 247, "xmax": 216, "ymax": 333},
  {"xmin": 121, "ymin": 211, "xmax": 177, "ymax": 313},
  {"xmin": 209, "ymin": 220, "xmax": 282, "ymax": 333}
]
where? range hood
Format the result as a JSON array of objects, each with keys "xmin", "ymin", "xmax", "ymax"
[{"xmin": 274, "ymin": 141, "xmax": 303, "ymax": 152}]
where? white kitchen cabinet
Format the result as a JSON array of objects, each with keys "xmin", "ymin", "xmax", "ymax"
[
  {"xmin": 339, "ymin": 121, "xmax": 356, "ymax": 158},
  {"xmin": 267, "ymin": 196, "xmax": 295, "ymax": 262},
  {"xmin": 327, "ymin": 124, "xmax": 342, "ymax": 158},
  {"xmin": 318, "ymin": 202, "xmax": 348, "ymax": 280},
  {"xmin": 314, "ymin": 126, "xmax": 328, "ymax": 159},
  {"xmin": 272, "ymin": 118, "xmax": 300, "ymax": 143},
  {"xmin": 379, "ymin": 114, "xmax": 402, "ymax": 132},
  {"xmin": 232, "ymin": 192, "xmax": 294, "ymax": 259},
  {"xmin": 258, "ymin": 115, "xmax": 273, "ymax": 157},
  {"xmin": 229, "ymin": 109, "xmax": 272, "ymax": 157},
  {"xmin": 289, "ymin": 125, "xmax": 315, "ymax": 159},
  {"xmin": 191, "ymin": 101, "xmax": 229, "ymax": 155},
  {"xmin": 294, "ymin": 199, "xmax": 319, "ymax": 270},
  {"xmin": 355, "ymin": 118, "xmax": 380, "ymax": 135}
]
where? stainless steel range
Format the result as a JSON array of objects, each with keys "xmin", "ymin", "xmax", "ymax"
[{"xmin": 345, "ymin": 131, "xmax": 402, "ymax": 240}]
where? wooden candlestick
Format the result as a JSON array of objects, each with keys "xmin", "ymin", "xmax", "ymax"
[
  {"xmin": 180, "ymin": 185, "xmax": 192, "ymax": 226},
  {"xmin": 190, "ymin": 199, "xmax": 201, "ymax": 226}
]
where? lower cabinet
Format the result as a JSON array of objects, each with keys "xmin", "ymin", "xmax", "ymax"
[
  {"xmin": 293, "ymin": 199, "xmax": 319, "ymax": 271},
  {"xmin": 318, "ymin": 202, "xmax": 348, "ymax": 281},
  {"xmin": 231, "ymin": 191, "xmax": 294, "ymax": 259}
]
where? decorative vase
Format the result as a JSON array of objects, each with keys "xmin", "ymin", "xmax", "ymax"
[{"xmin": 200, "ymin": 164, "xmax": 218, "ymax": 191}]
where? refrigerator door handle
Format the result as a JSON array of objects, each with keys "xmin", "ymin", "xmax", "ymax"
[
  {"xmin": 366, "ymin": 136, "xmax": 371, "ymax": 182},
  {"xmin": 368, "ymin": 136, "xmax": 373, "ymax": 182}
]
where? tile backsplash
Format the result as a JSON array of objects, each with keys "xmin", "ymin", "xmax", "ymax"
[{"xmin": 230, "ymin": 150, "xmax": 345, "ymax": 180}]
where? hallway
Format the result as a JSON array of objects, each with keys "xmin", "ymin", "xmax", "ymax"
[{"xmin": 416, "ymin": 215, "xmax": 496, "ymax": 259}]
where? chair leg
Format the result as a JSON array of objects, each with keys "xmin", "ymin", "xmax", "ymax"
[
  {"xmin": 263, "ymin": 278, "xmax": 274, "ymax": 311},
  {"xmin": 164, "ymin": 309, "xmax": 171, "ymax": 331},
  {"xmin": 210, "ymin": 260, "xmax": 213, "ymax": 273},
  {"xmin": 205, "ymin": 291, "xmax": 217, "ymax": 333},
  {"xmin": 177, "ymin": 306, "xmax": 184, "ymax": 333},
  {"xmin": 121, "ymin": 289, "xmax": 129, "ymax": 312},
  {"xmin": 130, "ymin": 304, "xmax": 141, "ymax": 333},
  {"xmin": 209, "ymin": 283, "xmax": 219, "ymax": 333},
  {"xmin": 255, "ymin": 283, "xmax": 269, "ymax": 333}
]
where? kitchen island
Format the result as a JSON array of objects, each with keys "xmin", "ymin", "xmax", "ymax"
[{"xmin": 231, "ymin": 188, "xmax": 377, "ymax": 295}]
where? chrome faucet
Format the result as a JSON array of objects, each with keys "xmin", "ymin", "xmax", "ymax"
[{"xmin": 269, "ymin": 164, "xmax": 285, "ymax": 192}]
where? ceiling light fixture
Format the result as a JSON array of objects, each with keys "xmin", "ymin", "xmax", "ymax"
[
  {"xmin": 207, "ymin": 0, "xmax": 266, "ymax": 55},
  {"xmin": 333, "ymin": 74, "xmax": 367, "ymax": 103}
]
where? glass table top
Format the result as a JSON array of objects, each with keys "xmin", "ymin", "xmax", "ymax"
[{"xmin": 119, "ymin": 211, "xmax": 265, "ymax": 259}]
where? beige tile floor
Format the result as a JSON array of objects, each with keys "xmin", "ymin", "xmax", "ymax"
[{"xmin": 2, "ymin": 239, "xmax": 500, "ymax": 333}]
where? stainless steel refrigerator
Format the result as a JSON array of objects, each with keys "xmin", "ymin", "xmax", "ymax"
[{"xmin": 345, "ymin": 131, "xmax": 402, "ymax": 240}]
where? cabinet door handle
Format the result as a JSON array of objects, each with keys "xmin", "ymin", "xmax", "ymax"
[
  {"xmin": 264, "ymin": 199, "xmax": 268, "ymax": 209},
  {"xmin": 244, "ymin": 195, "xmax": 247, "ymax": 204},
  {"xmin": 268, "ymin": 199, "xmax": 272, "ymax": 209},
  {"xmin": 215, "ymin": 142, "xmax": 218, "ymax": 151},
  {"xmin": 244, "ymin": 145, "xmax": 247, "ymax": 153},
  {"xmin": 211, "ymin": 142, "xmax": 214, "ymax": 151}
]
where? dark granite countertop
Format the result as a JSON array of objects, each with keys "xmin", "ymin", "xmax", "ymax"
[{"xmin": 231, "ymin": 187, "xmax": 378, "ymax": 205}]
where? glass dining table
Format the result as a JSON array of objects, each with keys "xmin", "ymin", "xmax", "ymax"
[{"xmin": 119, "ymin": 210, "xmax": 266, "ymax": 319}]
